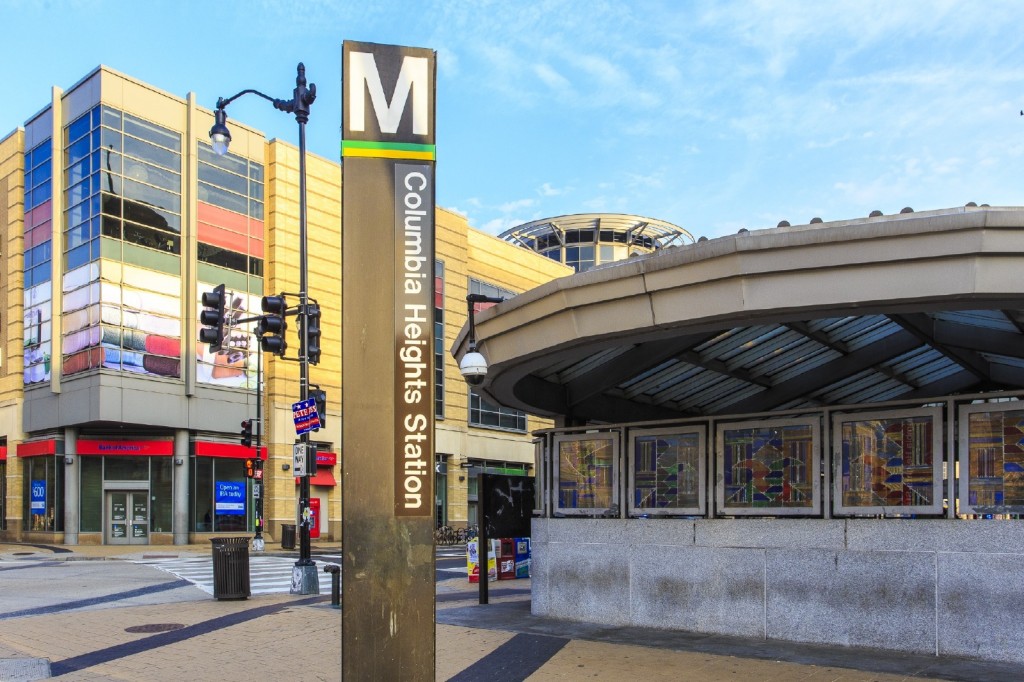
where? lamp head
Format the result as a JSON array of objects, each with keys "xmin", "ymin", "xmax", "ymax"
[
  {"xmin": 459, "ymin": 350, "xmax": 488, "ymax": 386},
  {"xmin": 209, "ymin": 107, "xmax": 231, "ymax": 155}
]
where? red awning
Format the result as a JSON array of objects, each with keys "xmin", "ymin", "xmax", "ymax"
[{"xmin": 296, "ymin": 470, "xmax": 337, "ymax": 486}]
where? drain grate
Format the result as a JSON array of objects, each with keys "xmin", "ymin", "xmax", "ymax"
[{"xmin": 124, "ymin": 623, "xmax": 186, "ymax": 634}]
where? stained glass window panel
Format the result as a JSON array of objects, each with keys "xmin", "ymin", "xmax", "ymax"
[
  {"xmin": 556, "ymin": 436, "xmax": 616, "ymax": 512},
  {"xmin": 631, "ymin": 428, "xmax": 704, "ymax": 514},
  {"xmin": 718, "ymin": 420, "xmax": 818, "ymax": 514},
  {"xmin": 835, "ymin": 407, "xmax": 942, "ymax": 515}
]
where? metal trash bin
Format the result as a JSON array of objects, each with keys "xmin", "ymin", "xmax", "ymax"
[
  {"xmin": 281, "ymin": 523, "xmax": 296, "ymax": 550},
  {"xmin": 210, "ymin": 537, "xmax": 250, "ymax": 600}
]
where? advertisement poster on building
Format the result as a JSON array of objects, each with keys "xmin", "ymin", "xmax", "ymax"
[
  {"xmin": 215, "ymin": 481, "xmax": 245, "ymax": 515},
  {"xmin": 30, "ymin": 479, "xmax": 46, "ymax": 513}
]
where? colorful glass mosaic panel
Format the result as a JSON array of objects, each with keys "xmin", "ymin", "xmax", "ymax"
[
  {"xmin": 722, "ymin": 424, "xmax": 814, "ymax": 509},
  {"xmin": 841, "ymin": 415, "xmax": 935, "ymax": 508},
  {"xmin": 967, "ymin": 409, "xmax": 1024, "ymax": 510},
  {"xmin": 558, "ymin": 437, "xmax": 614, "ymax": 509},
  {"xmin": 633, "ymin": 432, "xmax": 701, "ymax": 510}
]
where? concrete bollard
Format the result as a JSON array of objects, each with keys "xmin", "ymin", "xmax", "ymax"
[{"xmin": 324, "ymin": 564, "xmax": 340, "ymax": 607}]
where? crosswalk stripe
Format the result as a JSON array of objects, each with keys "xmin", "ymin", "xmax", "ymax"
[{"xmin": 132, "ymin": 556, "xmax": 338, "ymax": 595}]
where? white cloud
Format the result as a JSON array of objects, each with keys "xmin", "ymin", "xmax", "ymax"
[
  {"xmin": 500, "ymin": 198, "xmax": 536, "ymax": 213},
  {"xmin": 537, "ymin": 182, "xmax": 569, "ymax": 197}
]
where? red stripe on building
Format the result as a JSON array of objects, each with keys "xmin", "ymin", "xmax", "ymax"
[
  {"xmin": 76, "ymin": 439, "xmax": 173, "ymax": 456},
  {"xmin": 195, "ymin": 441, "xmax": 268, "ymax": 460},
  {"xmin": 17, "ymin": 440, "xmax": 56, "ymax": 457},
  {"xmin": 197, "ymin": 220, "xmax": 249, "ymax": 253}
]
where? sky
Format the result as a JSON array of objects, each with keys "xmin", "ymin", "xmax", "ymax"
[{"xmin": 2, "ymin": 0, "xmax": 1023, "ymax": 240}]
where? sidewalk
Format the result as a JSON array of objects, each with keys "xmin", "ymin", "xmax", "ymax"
[{"xmin": 2, "ymin": 541, "xmax": 1020, "ymax": 681}]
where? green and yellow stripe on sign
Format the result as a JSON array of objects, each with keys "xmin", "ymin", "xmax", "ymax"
[{"xmin": 342, "ymin": 140, "xmax": 435, "ymax": 160}]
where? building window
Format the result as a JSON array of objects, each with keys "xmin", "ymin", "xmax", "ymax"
[
  {"xmin": 61, "ymin": 106, "xmax": 184, "ymax": 380},
  {"xmin": 435, "ymin": 260, "xmax": 445, "ymax": 419},
  {"xmin": 22, "ymin": 456, "xmax": 63, "ymax": 532},
  {"xmin": 467, "ymin": 279, "xmax": 527, "ymax": 432},
  {"xmin": 195, "ymin": 142, "xmax": 264, "ymax": 391},
  {"xmin": 191, "ymin": 456, "xmax": 250, "ymax": 533},
  {"xmin": 24, "ymin": 139, "xmax": 54, "ymax": 386}
]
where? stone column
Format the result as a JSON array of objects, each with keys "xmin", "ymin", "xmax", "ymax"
[
  {"xmin": 63, "ymin": 428, "xmax": 79, "ymax": 545},
  {"xmin": 172, "ymin": 429, "xmax": 189, "ymax": 545}
]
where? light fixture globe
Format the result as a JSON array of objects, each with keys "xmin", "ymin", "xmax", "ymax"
[
  {"xmin": 459, "ymin": 350, "xmax": 488, "ymax": 386},
  {"xmin": 209, "ymin": 108, "xmax": 232, "ymax": 155}
]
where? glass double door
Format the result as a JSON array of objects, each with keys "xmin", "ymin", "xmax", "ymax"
[{"xmin": 106, "ymin": 490, "xmax": 148, "ymax": 545}]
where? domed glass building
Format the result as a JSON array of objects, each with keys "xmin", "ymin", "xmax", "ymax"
[{"xmin": 499, "ymin": 213, "xmax": 693, "ymax": 272}]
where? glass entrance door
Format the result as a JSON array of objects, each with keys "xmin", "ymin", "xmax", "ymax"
[{"xmin": 106, "ymin": 491, "xmax": 149, "ymax": 545}]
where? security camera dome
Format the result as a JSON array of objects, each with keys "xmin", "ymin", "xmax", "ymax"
[{"xmin": 460, "ymin": 351, "xmax": 488, "ymax": 386}]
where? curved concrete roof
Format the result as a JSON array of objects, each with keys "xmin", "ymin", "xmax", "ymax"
[{"xmin": 455, "ymin": 206, "xmax": 1024, "ymax": 423}]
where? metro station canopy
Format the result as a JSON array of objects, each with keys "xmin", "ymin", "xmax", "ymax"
[{"xmin": 456, "ymin": 205, "xmax": 1024, "ymax": 424}]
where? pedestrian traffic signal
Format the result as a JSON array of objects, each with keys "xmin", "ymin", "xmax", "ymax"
[
  {"xmin": 305, "ymin": 302, "xmax": 321, "ymax": 365},
  {"xmin": 240, "ymin": 419, "xmax": 253, "ymax": 448},
  {"xmin": 199, "ymin": 284, "xmax": 226, "ymax": 352},
  {"xmin": 310, "ymin": 387, "xmax": 327, "ymax": 430},
  {"xmin": 258, "ymin": 295, "xmax": 288, "ymax": 356},
  {"xmin": 244, "ymin": 458, "xmax": 255, "ymax": 478}
]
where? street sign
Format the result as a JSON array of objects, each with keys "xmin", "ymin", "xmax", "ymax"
[
  {"xmin": 292, "ymin": 398, "xmax": 321, "ymax": 435},
  {"xmin": 293, "ymin": 442, "xmax": 308, "ymax": 476},
  {"xmin": 254, "ymin": 468, "xmax": 263, "ymax": 480},
  {"xmin": 252, "ymin": 483, "xmax": 261, "ymax": 499}
]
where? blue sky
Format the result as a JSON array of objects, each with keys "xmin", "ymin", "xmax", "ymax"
[{"xmin": 3, "ymin": 0, "xmax": 1023, "ymax": 239}]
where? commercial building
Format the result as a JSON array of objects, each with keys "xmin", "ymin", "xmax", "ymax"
[
  {"xmin": 499, "ymin": 213, "xmax": 692, "ymax": 272},
  {"xmin": 0, "ymin": 65, "xmax": 569, "ymax": 545},
  {"xmin": 455, "ymin": 205, "xmax": 1024, "ymax": 664}
]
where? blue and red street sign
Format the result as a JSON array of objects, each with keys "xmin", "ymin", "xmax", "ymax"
[{"xmin": 292, "ymin": 398, "xmax": 321, "ymax": 435}]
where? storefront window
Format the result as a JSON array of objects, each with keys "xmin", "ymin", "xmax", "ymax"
[
  {"xmin": 22, "ymin": 456, "xmax": 63, "ymax": 532},
  {"xmin": 104, "ymin": 456, "xmax": 149, "ymax": 481},
  {"xmin": 151, "ymin": 457, "xmax": 173, "ymax": 533},
  {"xmin": 191, "ymin": 456, "xmax": 249, "ymax": 532},
  {"xmin": 80, "ymin": 457, "xmax": 102, "ymax": 532}
]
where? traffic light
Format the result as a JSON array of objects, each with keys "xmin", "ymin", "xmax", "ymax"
[
  {"xmin": 240, "ymin": 419, "xmax": 253, "ymax": 448},
  {"xmin": 258, "ymin": 295, "xmax": 288, "ymax": 356},
  {"xmin": 305, "ymin": 302, "xmax": 322, "ymax": 365},
  {"xmin": 310, "ymin": 387, "xmax": 327, "ymax": 430},
  {"xmin": 244, "ymin": 458, "xmax": 255, "ymax": 478},
  {"xmin": 199, "ymin": 284, "xmax": 226, "ymax": 352}
]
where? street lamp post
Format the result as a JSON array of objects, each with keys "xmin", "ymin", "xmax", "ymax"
[{"xmin": 211, "ymin": 63, "xmax": 319, "ymax": 593}]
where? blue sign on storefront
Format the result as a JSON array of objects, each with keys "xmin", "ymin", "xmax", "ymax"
[
  {"xmin": 215, "ymin": 481, "xmax": 245, "ymax": 516},
  {"xmin": 30, "ymin": 479, "xmax": 46, "ymax": 513}
]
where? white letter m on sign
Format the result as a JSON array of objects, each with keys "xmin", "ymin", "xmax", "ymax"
[{"xmin": 349, "ymin": 52, "xmax": 428, "ymax": 135}]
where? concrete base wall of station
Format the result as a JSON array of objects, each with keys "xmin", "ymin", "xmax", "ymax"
[{"xmin": 531, "ymin": 517, "xmax": 1023, "ymax": 664}]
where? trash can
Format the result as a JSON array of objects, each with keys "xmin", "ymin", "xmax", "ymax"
[
  {"xmin": 281, "ymin": 523, "xmax": 296, "ymax": 550},
  {"xmin": 210, "ymin": 537, "xmax": 250, "ymax": 600}
]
